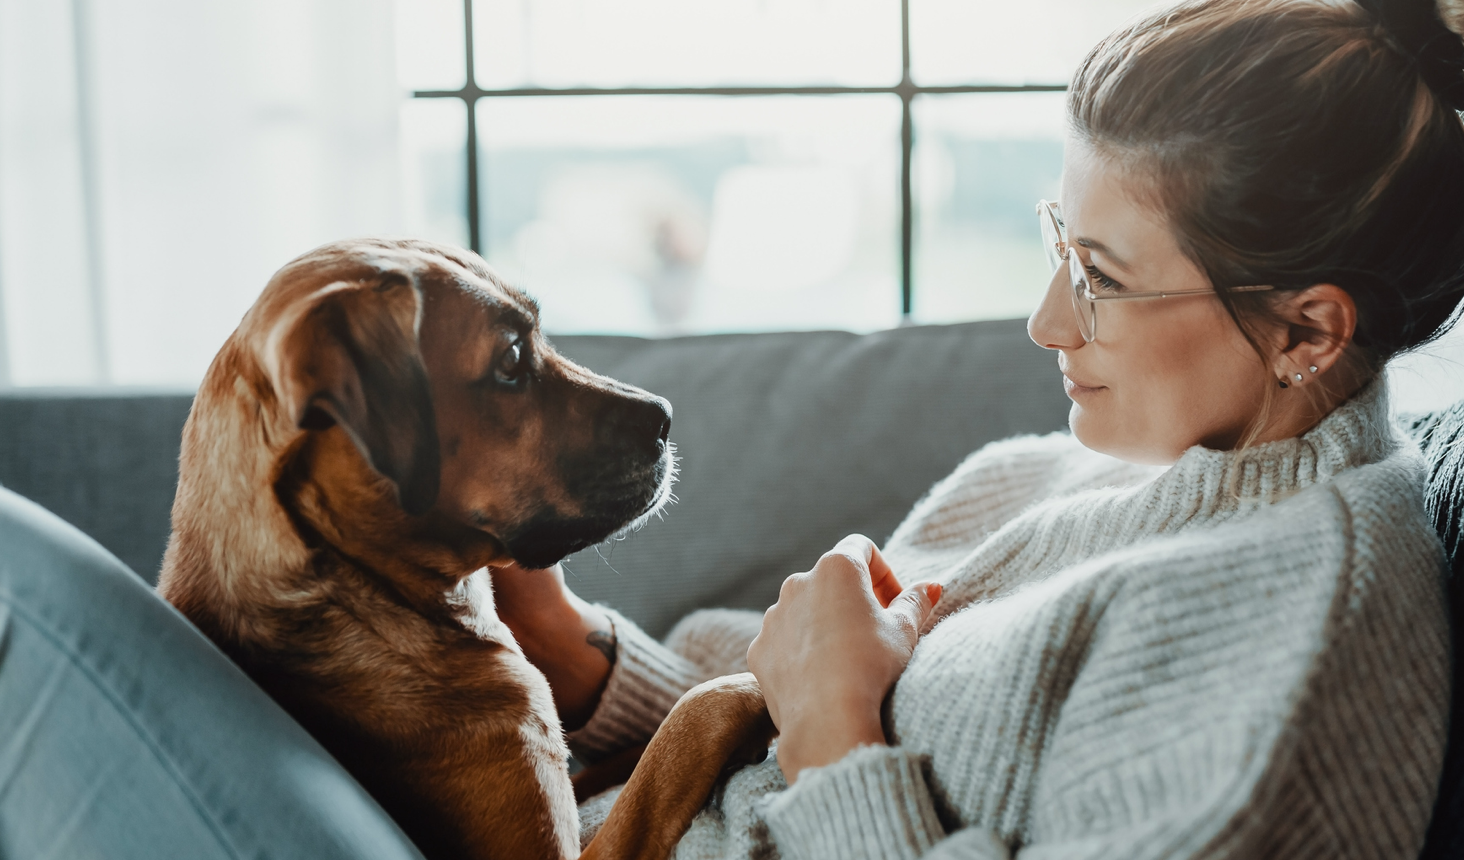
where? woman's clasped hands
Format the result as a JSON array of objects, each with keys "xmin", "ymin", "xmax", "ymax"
[{"xmin": 747, "ymin": 534, "xmax": 942, "ymax": 784}]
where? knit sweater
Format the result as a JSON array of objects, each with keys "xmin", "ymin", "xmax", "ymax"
[{"xmin": 570, "ymin": 381, "xmax": 1451, "ymax": 859}]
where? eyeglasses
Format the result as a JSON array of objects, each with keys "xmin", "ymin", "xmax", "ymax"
[{"xmin": 1037, "ymin": 199, "xmax": 1273, "ymax": 343}]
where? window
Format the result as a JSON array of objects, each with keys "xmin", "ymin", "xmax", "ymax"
[
  {"xmin": 396, "ymin": 0, "xmax": 1157, "ymax": 335},
  {"xmin": 2, "ymin": 0, "xmax": 1461, "ymax": 412}
]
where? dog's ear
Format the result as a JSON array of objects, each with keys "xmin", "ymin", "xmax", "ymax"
[{"xmin": 264, "ymin": 272, "xmax": 440, "ymax": 516}]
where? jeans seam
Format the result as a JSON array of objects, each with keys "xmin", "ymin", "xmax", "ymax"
[{"xmin": 0, "ymin": 586, "xmax": 244, "ymax": 860}]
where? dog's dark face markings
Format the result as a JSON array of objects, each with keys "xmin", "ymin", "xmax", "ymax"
[
  {"xmin": 417, "ymin": 259, "xmax": 674, "ymax": 567},
  {"xmin": 265, "ymin": 238, "xmax": 673, "ymax": 570}
]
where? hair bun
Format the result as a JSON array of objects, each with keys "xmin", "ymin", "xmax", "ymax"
[{"xmin": 1357, "ymin": 0, "xmax": 1464, "ymax": 109}]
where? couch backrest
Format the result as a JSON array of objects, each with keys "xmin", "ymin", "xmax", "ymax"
[
  {"xmin": 552, "ymin": 319, "xmax": 1069, "ymax": 635},
  {"xmin": 0, "ymin": 319, "xmax": 1068, "ymax": 635},
  {"xmin": 0, "ymin": 391, "xmax": 193, "ymax": 580}
]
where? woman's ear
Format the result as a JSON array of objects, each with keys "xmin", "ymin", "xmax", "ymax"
[{"xmin": 1270, "ymin": 283, "xmax": 1357, "ymax": 382}]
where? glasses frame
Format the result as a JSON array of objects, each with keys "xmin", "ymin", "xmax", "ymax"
[{"xmin": 1037, "ymin": 199, "xmax": 1273, "ymax": 342}]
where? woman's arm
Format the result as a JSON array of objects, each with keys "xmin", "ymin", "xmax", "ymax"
[
  {"xmin": 487, "ymin": 561, "xmax": 617, "ymax": 730},
  {"xmin": 764, "ymin": 745, "xmax": 1007, "ymax": 860},
  {"xmin": 489, "ymin": 562, "xmax": 708, "ymax": 760}
]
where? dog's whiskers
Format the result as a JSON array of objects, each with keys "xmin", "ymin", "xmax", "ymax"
[{"xmin": 592, "ymin": 542, "xmax": 623, "ymax": 576}]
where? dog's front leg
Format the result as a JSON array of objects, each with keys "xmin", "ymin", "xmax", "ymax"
[{"xmin": 579, "ymin": 673, "xmax": 776, "ymax": 860}]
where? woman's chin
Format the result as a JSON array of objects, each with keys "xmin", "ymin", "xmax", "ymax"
[
  {"xmin": 1068, "ymin": 404, "xmax": 1105, "ymax": 453},
  {"xmin": 1069, "ymin": 406, "xmax": 1183, "ymax": 466}
]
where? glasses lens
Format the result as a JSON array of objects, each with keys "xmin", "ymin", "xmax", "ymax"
[
  {"xmin": 1068, "ymin": 251, "xmax": 1096, "ymax": 342},
  {"xmin": 1038, "ymin": 201, "xmax": 1064, "ymax": 272}
]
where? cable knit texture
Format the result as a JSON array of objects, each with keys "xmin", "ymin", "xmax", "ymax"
[{"xmin": 574, "ymin": 381, "xmax": 1451, "ymax": 859}]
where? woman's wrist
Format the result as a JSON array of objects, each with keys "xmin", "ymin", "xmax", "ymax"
[
  {"xmin": 536, "ymin": 596, "xmax": 615, "ymax": 730},
  {"xmin": 492, "ymin": 566, "xmax": 616, "ymax": 730},
  {"xmin": 775, "ymin": 699, "xmax": 887, "ymax": 784}
]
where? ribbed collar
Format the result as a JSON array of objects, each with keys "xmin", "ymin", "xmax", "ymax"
[{"xmin": 1152, "ymin": 378, "xmax": 1398, "ymax": 519}]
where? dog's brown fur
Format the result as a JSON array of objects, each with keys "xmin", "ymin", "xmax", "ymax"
[{"xmin": 156, "ymin": 238, "xmax": 773, "ymax": 860}]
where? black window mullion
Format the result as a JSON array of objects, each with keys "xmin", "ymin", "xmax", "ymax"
[
  {"xmin": 463, "ymin": 0, "xmax": 482, "ymax": 254},
  {"xmin": 899, "ymin": 0, "xmax": 914, "ymax": 318},
  {"xmin": 409, "ymin": 0, "xmax": 1068, "ymax": 320}
]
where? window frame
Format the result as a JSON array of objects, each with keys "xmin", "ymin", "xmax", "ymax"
[{"xmin": 411, "ymin": 0, "xmax": 1067, "ymax": 319}]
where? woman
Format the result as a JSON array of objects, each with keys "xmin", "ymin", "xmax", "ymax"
[{"xmin": 493, "ymin": 0, "xmax": 1464, "ymax": 855}]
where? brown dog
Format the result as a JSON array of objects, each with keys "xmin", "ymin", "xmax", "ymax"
[{"xmin": 156, "ymin": 238, "xmax": 773, "ymax": 860}]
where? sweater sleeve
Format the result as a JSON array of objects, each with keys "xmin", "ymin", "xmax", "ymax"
[
  {"xmin": 763, "ymin": 745, "xmax": 1008, "ymax": 860},
  {"xmin": 565, "ymin": 607, "xmax": 704, "ymax": 761},
  {"xmin": 566, "ymin": 606, "xmax": 768, "ymax": 760}
]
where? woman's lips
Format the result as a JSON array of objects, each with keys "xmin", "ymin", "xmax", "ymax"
[{"xmin": 1062, "ymin": 374, "xmax": 1106, "ymax": 397}]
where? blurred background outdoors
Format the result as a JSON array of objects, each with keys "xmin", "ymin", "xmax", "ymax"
[{"xmin": 1, "ymin": 0, "xmax": 1461, "ymax": 410}]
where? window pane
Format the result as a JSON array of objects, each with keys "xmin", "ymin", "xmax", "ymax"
[
  {"xmin": 478, "ymin": 95, "xmax": 901, "ymax": 334},
  {"xmin": 394, "ymin": 0, "xmax": 465, "ymax": 91},
  {"xmin": 473, "ymin": 0, "xmax": 901, "ymax": 89},
  {"xmin": 912, "ymin": 93, "xmax": 1065, "ymax": 324},
  {"xmin": 910, "ymin": 0, "xmax": 1163, "ymax": 85},
  {"xmin": 400, "ymin": 98, "xmax": 469, "ymax": 248}
]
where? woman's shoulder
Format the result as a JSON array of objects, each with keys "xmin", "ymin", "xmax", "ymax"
[
  {"xmin": 1297, "ymin": 441, "xmax": 1445, "ymax": 597},
  {"xmin": 1094, "ymin": 441, "xmax": 1446, "ymax": 653},
  {"xmin": 1133, "ymin": 442, "xmax": 1438, "ymax": 596}
]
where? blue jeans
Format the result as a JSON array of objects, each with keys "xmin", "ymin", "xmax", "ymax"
[{"xmin": 0, "ymin": 487, "xmax": 423, "ymax": 860}]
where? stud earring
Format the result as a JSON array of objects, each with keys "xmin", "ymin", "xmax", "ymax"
[
  {"xmin": 1308, "ymin": 365, "xmax": 1318, "ymax": 373},
  {"xmin": 1294, "ymin": 373, "xmax": 1303, "ymax": 382}
]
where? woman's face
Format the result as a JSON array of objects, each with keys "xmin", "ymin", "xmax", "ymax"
[{"xmin": 1027, "ymin": 139, "xmax": 1272, "ymax": 464}]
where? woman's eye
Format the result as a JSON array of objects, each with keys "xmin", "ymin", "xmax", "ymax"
[
  {"xmin": 493, "ymin": 339, "xmax": 528, "ymax": 386},
  {"xmin": 1084, "ymin": 263, "xmax": 1123, "ymax": 292}
]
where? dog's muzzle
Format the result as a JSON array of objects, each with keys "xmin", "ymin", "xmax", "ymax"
[{"xmin": 500, "ymin": 443, "xmax": 676, "ymax": 568}]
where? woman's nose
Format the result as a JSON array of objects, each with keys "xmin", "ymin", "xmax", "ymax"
[{"xmin": 1028, "ymin": 263, "xmax": 1085, "ymax": 351}]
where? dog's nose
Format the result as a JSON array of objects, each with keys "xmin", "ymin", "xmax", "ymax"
[
  {"xmin": 604, "ymin": 393, "xmax": 672, "ymax": 454},
  {"xmin": 639, "ymin": 396, "xmax": 672, "ymax": 445}
]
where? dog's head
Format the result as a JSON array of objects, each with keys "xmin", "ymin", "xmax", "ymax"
[{"xmin": 248, "ymin": 238, "xmax": 674, "ymax": 570}]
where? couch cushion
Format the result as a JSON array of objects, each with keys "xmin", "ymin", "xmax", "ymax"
[
  {"xmin": 0, "ymin": 486, "xmax": 425, "ymax": 860},
  {"xmin": 554, "ymin": 318, "xmax": 1069, "ymax": 636},
  {"xmin": 1407, "ymin": 403, "xmax": 1464, "ymax": 860}
]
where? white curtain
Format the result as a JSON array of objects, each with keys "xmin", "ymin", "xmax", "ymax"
[{"xmin": 0, "ymin": 0, "xmax": 402, "ymax": 387}]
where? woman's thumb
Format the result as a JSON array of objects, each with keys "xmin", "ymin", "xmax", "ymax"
[{"xmin": 890, "ymin": 581, "xmax": 943, "ymax": 632}]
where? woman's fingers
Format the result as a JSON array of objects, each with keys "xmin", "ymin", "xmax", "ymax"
[
  {"xmin": 887, "ymin": 582, "xmax": 943, "ymax": 644},
  {"xmin": 748, "ymin": 544, "xmax": 939, "ymax": 784},
  {"xmin": 867, "ymin": 544, "xmax": 904, "ymax": 608},
  {"xmin": 825, "ymin": 534, "xmax": 904, "ymax": 607}
]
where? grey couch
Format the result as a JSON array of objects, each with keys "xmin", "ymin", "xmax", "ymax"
[
  {"xmin": 1, "ymin": 318, "xmax": 1459, "ymax": 857},
  {"xmin": 0, "ymin": 319, "xmax": 1069, "ymax": 637}
]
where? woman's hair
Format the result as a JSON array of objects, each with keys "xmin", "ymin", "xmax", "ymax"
[{"xmin": 1068, "ymin": 0, "xmax": 1464, "ymax": 369}]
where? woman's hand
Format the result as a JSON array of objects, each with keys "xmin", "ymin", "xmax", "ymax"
[
  {"xmin": 488, "ymin": 561, "xmax": 615, "ymax": 730},
  {"xmin": 746, "ymin": 535, "xmax": 941, "ymax": 784}
]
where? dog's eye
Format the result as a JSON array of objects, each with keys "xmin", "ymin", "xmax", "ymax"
[{"xmin": 493, "ymin": 338, "xmax": 529, "ymax": 387}]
